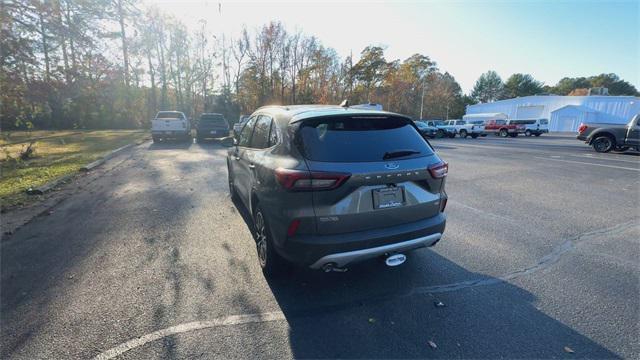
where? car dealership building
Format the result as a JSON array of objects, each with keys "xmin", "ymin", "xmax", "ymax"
[{"xmin": 465, "ymin": 95, "xmax": 640, "ymax": 132}]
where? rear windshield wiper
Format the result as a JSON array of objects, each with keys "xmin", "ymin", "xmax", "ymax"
[{"xmin": 383, "ymin": 149, "xmax": 421, "ymax": 160}]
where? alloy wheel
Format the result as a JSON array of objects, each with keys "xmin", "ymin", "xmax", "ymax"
[{"xmin": 255, "ymin": 211, "xmax": 268, "ymax": 267}]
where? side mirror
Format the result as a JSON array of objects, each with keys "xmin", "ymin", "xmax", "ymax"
[{"xmin": 221, "ymin": 137, "xmax": 235, "ymax": 147}]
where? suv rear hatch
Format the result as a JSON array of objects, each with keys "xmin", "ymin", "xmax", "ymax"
[
  {"xmin": 296, "ymin": 115, "xmax": 446, "ymax": 235},
  {"xmin": 199, "ymin": 115, "xmax": 228, "ymax": 130}
]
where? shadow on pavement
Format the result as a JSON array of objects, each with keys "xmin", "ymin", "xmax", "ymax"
[
  {"xmin": 147, "ymin": 140, "xmax": 194, "ymax": 150},
  {"xmin": 230, "ymin": 195, "xmax": 618, "ymax": 358}
]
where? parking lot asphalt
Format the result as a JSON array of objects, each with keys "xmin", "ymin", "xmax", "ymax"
[{"xmin": 1, "ymin": 134, "xmax": 639, "ymax": 359}]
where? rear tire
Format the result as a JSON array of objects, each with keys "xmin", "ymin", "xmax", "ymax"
[
  {"xmin": 436, "ymin": 129, "xmax": 445, "ymax": 138},
  {"xmin": 227, "ymin": 162, "xmax": 239, "ymax": 201},
  {"xmin": 254, "ymin": 206, "xmax": 287, "ymax": 277},
  {"xmin": 459, "ymin": 129, "xmax": 468, "ymax": 138},
  {"xmin": 592, "ymin": 136, "xmax": 614, "ymax": 153},
  {"xmin": 525, "ymin": 130, "xmax": 532, "ymax": 137},
  {"xmin": 499, "ymin": 129, "xmax": 509, "ymax": 137}
]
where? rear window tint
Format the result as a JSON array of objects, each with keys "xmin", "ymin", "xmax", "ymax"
[
  {"xmin": 298, "ymin": 116, "xmax": 433, "ymax": 162},
  {"xmin": 157, "ymin": 112, "xmax": 184, "ymax": 119},
  {"xmin": 200, "ymin": 116, "xmax": 228, "ymax": 127}
]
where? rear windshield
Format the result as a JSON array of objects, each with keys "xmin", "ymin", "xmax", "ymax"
[
  {"xmin": 156, "ymin": 112, "xmax": 184, "ymax": 119},
  {"xmin": 298, "ymin": 116, "xmax": 433, "ymax": 162},
  {"xmin": 200, "ymin": 115, "xmax": 228, "ymax": 126}
]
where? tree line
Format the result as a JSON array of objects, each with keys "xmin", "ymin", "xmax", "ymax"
[
  {"xmin": 2, "ymin": 1, "xmax": 638, "ymax": 131},
  {"xmin": 471, "ymin": 71, "xmax": 638, "ymax": 103}
]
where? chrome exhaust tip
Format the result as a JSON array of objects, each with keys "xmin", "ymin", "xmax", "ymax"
[
  {"xmin": 385, "ymin": 253, "xmax": 407, "ymax": 267},
  {"xmin": 322, "ymin": 263, "xmax": 348, "ymax": 273}
]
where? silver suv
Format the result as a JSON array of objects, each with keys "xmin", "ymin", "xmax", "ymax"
[{"xmin": 227, "ymin": 105, "xmax": 448, "ymax": 276}]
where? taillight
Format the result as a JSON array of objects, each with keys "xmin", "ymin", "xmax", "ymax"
[
  {"xmin": 577, "ymin": 123, "xmax": 588, "ymax": 134},
  {"xmin": 428, "ymin": 161, "xmax": 448, "ymax": 179},
  {"xmin": 275, "ymin": 168, "xmax": 351, "ymax": 191}
]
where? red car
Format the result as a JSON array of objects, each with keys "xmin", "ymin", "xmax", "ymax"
[{"xmin": 484, "ymin": 119, "xmax": 525, "ymax": 137}]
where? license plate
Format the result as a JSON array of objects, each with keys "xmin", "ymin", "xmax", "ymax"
[
  {"xmin": 372, "ymin": 187, "xmax": 405, "ymax": 209},
  {"xmin": 210, "ymin": 130, "xmax": 217, "ymax": 134}
]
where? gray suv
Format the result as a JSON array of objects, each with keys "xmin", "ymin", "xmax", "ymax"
[{"xmin": 227, "ymin": 105, "xmax": 448, "ymax": 276}]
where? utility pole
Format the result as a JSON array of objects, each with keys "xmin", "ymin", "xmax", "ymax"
[{"xmin": 419, "ymin": 76, "xmax": 426, "ymax": 119}]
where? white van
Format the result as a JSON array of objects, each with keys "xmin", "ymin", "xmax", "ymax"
[{"xmin": 507, "ymin": 119, "xmax": 549, "ymax": 136}]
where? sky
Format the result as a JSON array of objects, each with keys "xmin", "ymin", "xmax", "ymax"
[{"xmin": 146, "ymin": 0, "xmax": 639, "ymax": 94}]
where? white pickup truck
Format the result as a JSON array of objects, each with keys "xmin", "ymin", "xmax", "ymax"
[
  {"xmin": 151, "ymin": 111, "xmax": 191, "ymax": 142},
  {"xmin": 441, "ymin": 119, "xmax": 484, "ymax": 138}
]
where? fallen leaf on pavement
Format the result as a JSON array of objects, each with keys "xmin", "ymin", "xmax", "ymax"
[
  {"xmin": 368, "ymin": 318, "xmax": 376, "ymax": 324},
  {"xmin": 564, "ymin": 346, "xmax": 575, "ymax": 354},
  {"xmin": 428, "ymin": 340, "xmax": 437, "ymax": 349}
]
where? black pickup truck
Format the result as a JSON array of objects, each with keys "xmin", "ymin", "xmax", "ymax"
[{"xmin": 576, "ymin": 114, "xmax": 640, "ymax": 153}]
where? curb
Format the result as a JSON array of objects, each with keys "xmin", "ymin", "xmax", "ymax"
[
  {"xmin": 26, "ymin": 174, "xmax": 75, "ymax": 195},
  {"xmin": 25, "ymin": 139, "xmax": 148, "ymax": 196},
  {"xmin": 79, "ymin": 143, "xmax": 134, "ymax": 172}
]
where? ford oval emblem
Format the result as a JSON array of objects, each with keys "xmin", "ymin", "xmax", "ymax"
[{"xmin": 385, "ymin": 162, "xmax": 400, "ymax": 170}]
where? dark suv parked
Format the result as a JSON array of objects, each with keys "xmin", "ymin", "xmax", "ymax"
[
  {"xmin": 196, "ymin": 113, "xmax": 230, "ymax": 142},
  {"xmin": 227, "ymin": 105, "xmax": 448, "ymax": 276}
]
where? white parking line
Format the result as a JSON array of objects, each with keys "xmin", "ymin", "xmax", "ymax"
[
  {"xmin": 93, "ymin": 312, "xmax": 286, "ymax": 360},
  {"xmin": 533, "ymin": 156, "xmax": 640, "ymax": 171},
  {"xmin": 574, "ymin": 153, "xmax": 640, "ymax": 164},
  {"xmin": 91, "ymin": 220, "xmax": 638, "ymax": 359},
  {"xmin": 449, "ymin": 200, "xmax": 517, "ymax": 223}
]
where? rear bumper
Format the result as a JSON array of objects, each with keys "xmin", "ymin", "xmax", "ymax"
[
  {"xmin": 197, "ymin": 129, "xmax": 230, "ymax": 138},
  {"xmin": 309, "ymin": 233, "xmax": 441, "ymax": 269},
  {"xmin": 277, "ymin": 212, "xmax": 446, "ymax": 268},
  {"xmin": 152, "ymin": 130, "xmax": 190, "ymax": 137}
]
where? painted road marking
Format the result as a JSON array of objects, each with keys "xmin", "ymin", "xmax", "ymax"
[
  {"xmin": 436, "ymin": 140, "xmax": 640, "ymax": 164},
  {"xmin": 449, "ymin": 200, "xmax": 517, "ymax": 223},
  {"xmin": 573, "ymin": 153, "xmax": 640, "ymax": 164},
  {"xmin": 93, "ymin": 312, "xmax": 287, "ymax": 360},
  {"xmin": 92, "ymin": 220, "xmax": 638, "ymax": 359},
  {"xmin": 534, "ymin": 156, "xmax": 640, "ymax": 171}
]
